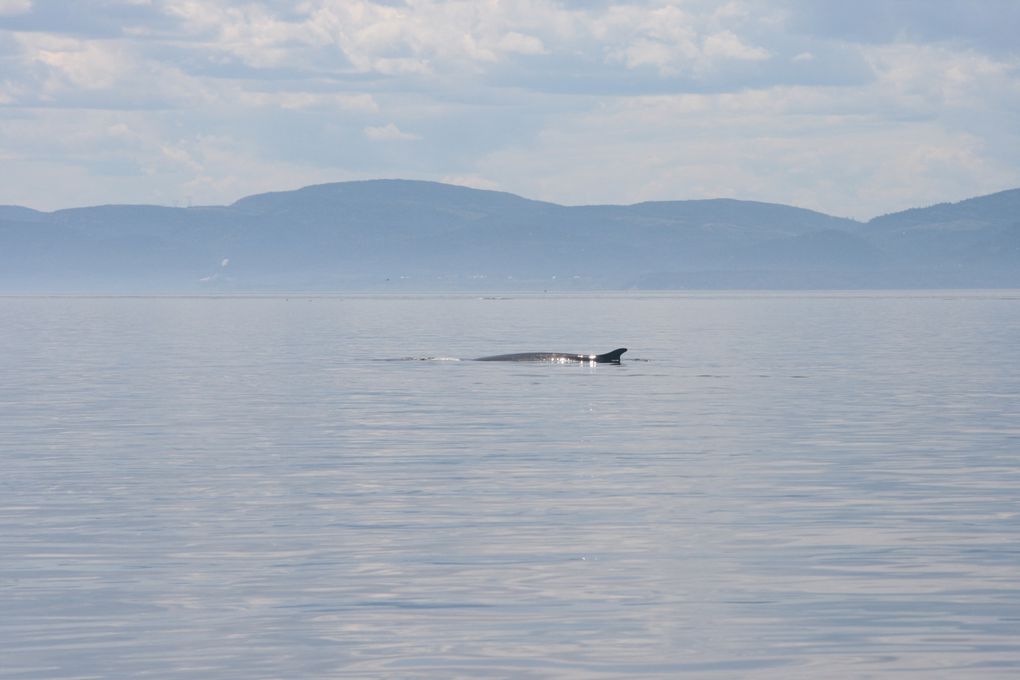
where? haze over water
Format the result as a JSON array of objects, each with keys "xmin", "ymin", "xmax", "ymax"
[{"xmin": 2, "ymin": 292, "xmax": 1019, "ymax": 678}]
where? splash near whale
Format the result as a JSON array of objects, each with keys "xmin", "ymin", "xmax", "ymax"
[{"xmin": 475, "ymin": 348, "xmax": 627, "ymax": 364}]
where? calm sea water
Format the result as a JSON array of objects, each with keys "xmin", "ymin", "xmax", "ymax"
[{"xmin": 2, "ymin": 292, "xmax": 1019, "ymax": 679}]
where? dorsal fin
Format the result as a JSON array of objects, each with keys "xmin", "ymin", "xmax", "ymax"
[{"xmin": 595, "ymin": 348, "xmax": 627, "ymax": 363}]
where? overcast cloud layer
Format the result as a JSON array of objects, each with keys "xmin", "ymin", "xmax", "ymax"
[{"xmin": 1, "ymin": 0, "xmax": 1018, "ymax": 218}]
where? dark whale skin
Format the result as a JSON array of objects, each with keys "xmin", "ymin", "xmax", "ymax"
[{"xmin": 475, "ymin": 348, "xmax": 627, "ymax": 363}]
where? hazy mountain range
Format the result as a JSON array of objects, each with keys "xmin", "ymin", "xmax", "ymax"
[{"xmin": 2, "ymin": 180, "xmax": 1018, "ymax": 291}]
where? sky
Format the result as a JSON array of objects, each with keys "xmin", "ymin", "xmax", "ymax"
[{"xmin": 1, "ymin": 0, "xmax": 1018, "ymax": 219}]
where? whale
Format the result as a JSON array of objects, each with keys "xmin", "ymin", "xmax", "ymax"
[{"xmin": 475, "ymin": 348, "xmax": 627, "ymax": 363}]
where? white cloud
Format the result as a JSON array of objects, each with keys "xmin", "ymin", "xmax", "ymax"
[
  {"xmin": 363, "ymin": 123, "xmax": 421, "ymax": 141},
  {"xmin": 498, "ymin": 32, "xmax": 546, "ymax": 55},
  {"xmin": 241, "ymin": 91, "xmax": 380, "ymax": 113},
  {"xmin": 864, "ymin": 43, "xmax": 1020, "ymax": 110},
  {"xmin": 0, "ymin": 0, "xmax": 1017, "ymax": 218},
  {"xmin": 11, "ymin": 31, "xmax": 207, "ymax": 108},
  {"xmin": 600, "ymin": 5, "xmax": 771, "ymax": 76},
  {"xmin": 0, "ymin": 0, "xmax": 31, "ymax": 16},
  {"xmin": 27, "ymin": 35, "xmax": 129, "ymax": 91},
  {"xmin": 299, "ymin": 0, "xmax": 566, "ymax": 76},
  {"xmin": 602, "ymin": 5, "xmax": 700, "ymax": 75},
  {"xmin": 469, "ymin": 77, "xmax": 1020, "ymax": 219},
  {"xmin": 702, "ymin": 30, "xmax": 770, "ymax": 61}
]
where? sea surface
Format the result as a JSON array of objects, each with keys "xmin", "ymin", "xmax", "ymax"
[{"xmin": 2, "ymin": 292, "xmax": 1019, "ymax": 679}]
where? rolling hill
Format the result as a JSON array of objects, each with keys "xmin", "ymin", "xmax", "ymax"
[{"xmin": 1, "ymin": 180, "xmax": 1017, "ymax": 291}]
